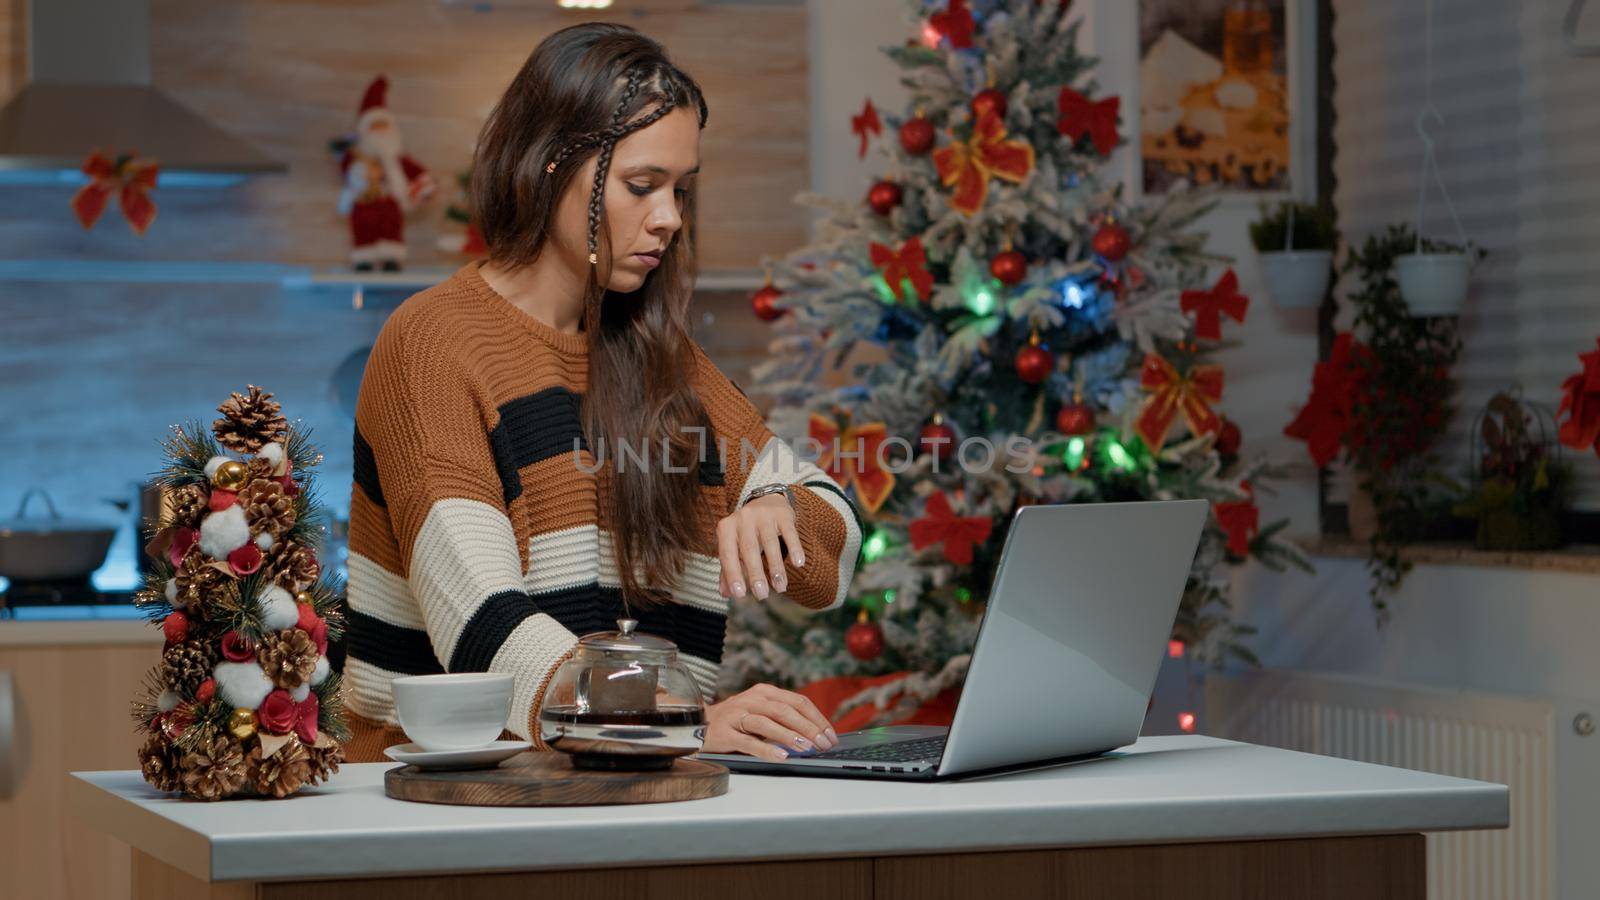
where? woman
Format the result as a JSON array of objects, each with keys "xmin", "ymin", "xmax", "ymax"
[{"xmin": 342, "ymin": 22, "xmax": 862, "ymax": 764}]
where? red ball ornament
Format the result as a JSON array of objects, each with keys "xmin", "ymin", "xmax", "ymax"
[
  {"xmin": 899, "ymin": 115, "xmax": 935, "ymax": 155},
  {"xmin": 990, "ymin": 250, "xmax": 1027, "ymax": 286},
  {"xmin": 971, "ymin": 87, "xmax": 1007, "ymax": 123},
  {"xmin": 1092, "ymin": 222, "xmax": 1132, "ymax": 262},
  {"xmin": 919, "ymin": 418, "xmax": 958, "ymax": 461},
  {"xmin": 1055, "ymin": 400, "xmax": 1095, "ymax": 436},
  {"xmin": 1015, "ymin": 338, "xmax": 1054, "ymax": 385},
  {"xmin": 845, "ymin": 617, "xmax": 885, "ymax": 661},
  {"xmin": 751, "ymin": 284, "xmax": 784, "ymax": 322},
  {"xmin": 207, "ymin": 489, "xmax": 237, "ymax": 512},
  {"xmin": 296, "ymin": 601, "xmax": 320, "ymax": 633},
  {"xmin": 161, "ymin": 610, "xmax": 189, "ymax": 645},
  {"xmin": 1216, "ymin": 417, "xmax": 1242, "ymax": 458},
  {"xmin": 195, "ymin": 678, "xmax": 217, "ymax": 705},
  {"xmin": 867, "ymin": 180, "xmax": 903, "ymax": 216}
]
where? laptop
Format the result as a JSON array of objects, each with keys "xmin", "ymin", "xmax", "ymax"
[{"xmin": 695, "ymin": 498, "xmax": 1209, "ymax": 781}]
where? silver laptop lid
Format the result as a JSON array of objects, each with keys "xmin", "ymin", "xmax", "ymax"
[{"xmin": 937, "ymin": 499, "xmax": 1208, "ymax": 777}]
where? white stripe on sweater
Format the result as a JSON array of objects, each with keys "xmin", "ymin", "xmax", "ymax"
[
  {"xmin": 346, "ymin": 551, "xmax": 426, "ymax": 629},
  {"xmin": 488, "ymin": 613, "xmax": 579, "ymax": 738},
  {"xmin": 409, "ymin": 497, "xmax": 538, "ymax": 664},
  {"xmin": 343, "ymin": 655, "xmax": 406, "ymax": 726}
]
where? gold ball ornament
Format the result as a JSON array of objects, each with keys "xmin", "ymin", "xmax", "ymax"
[
  {"xmin": 228, "ymin": 708, "xmax": 258, "ymax": 740},
  {"xmin": 295, "ymin": 591, "xmax": 314, "ymax": 606},
  {"xmin": 212, "ymin": 459, "xmax": 249, "ymax": 492}
]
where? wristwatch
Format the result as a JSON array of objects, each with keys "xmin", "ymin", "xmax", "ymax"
[{"xmin": 740, "ymin": 482, "xmax": 797, "ymax": 511}]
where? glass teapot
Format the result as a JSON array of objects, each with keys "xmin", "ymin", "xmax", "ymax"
[{"xmin": 536, "ymin": 618, "xmax": 707, "ymax": 771}]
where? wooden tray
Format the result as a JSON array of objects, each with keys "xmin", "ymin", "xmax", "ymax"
[{"xmin": 384, "ymin": 751, "xmax": 729, "ymax": 807}]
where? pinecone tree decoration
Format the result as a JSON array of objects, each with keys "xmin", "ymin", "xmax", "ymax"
[
  {"xmin": 247, "ymin": 740, "xmax": 311, "ymax": 799},
  {"xmin": 262, "ymin": 542, "xmax": 320, "ymax": 593},
  {"xmin": 167, "ymin": 483, "xmax": 210, "ymax": 527},
  {"xmin": 245, "ymin": 456, "xmax": 278, "ymax": 481},
  {"xmin": 138, "ymin": 734, "xmax": 183, "ymax": 793},
  {"xmin": 305, "ymin": 743, "xmax": 344, "ymax": 786},
  {"xmin": 179, "ymin": 733, "xmax": 248, "ymax": 801},
  {"xmin": 159, "ymin": 640, "xmax": 218, "ymax": 695},
  {"xmin": 258, "ymin": 628, "xmax": 318, "ymax": 689},
  {"xmin": 213, "ymin": 385, "xmax": 287, "ymax": 454},
  {"xmin": 240, "ymin": 479, "xmax": 295, "ymax": 538},
  {"xmin": 174, "ymin": 552, "xmax": 225, "ymax": 616}
]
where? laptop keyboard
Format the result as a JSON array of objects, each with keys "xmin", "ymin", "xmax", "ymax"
[{"xmin": 807, "ymin": 735, "xmax": 947, "ymax": 763}]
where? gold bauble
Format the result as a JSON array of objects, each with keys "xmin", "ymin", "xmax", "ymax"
[
  {"xmin": 295, "ymin": 591, "xmax": 314, "ymax": 607},
  {"xmin": 228, "ymin": 708, "xmax": 257, "ymax": 740},
  {"xmin": 213, "ymin": 460, "xmax": 249, "ymax": 492}
]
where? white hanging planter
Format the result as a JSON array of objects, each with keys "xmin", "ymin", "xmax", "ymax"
[
  {"xmin": 1257, "ymin": 249, "xmax": 1333, "ymax": 309},
  {"xmin": 1396, "ymin": 251, "xmax": 1473, "ymax": 317}
]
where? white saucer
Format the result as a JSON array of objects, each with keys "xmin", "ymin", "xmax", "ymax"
[{"xmin": 384, "ymin": 740, "xmax": 531, "ymax": 770}]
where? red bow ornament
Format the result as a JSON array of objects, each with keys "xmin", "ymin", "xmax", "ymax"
[
  {"xmin": 851, "ymin": 98, "xmax": 882, "ymax": 160},
  {"xmin": 1283, "ymin": 332, "xmax": 1373, "ymax": 468},
  {"xmin": 1212, "ymin": 483, "xmax": 1259, "ymax": 558},
  {"xmin": 1056, "ymin": 88, "xmax": 1121, "ymax": 156},
  {"xmin": 1557, "ymin": 337, "xmax": 1600, "ymax": 457},
  {"xmin": 1180, "ymin": 269, "xmax": 1250, "ymax": 341},
  {"xmin": 71, "ymin": 151, "xmax": 159, "ymax": 235},
  {"xmin": 929, "ymin": 0, "xmax": 975, "ymax": 49},
  {"xmin": 1136, "ymin": 353, "xmax": 1225, "ymax": 450},
  {"xmin": 909, "ymin": 491, "xmax": 993, "ymax": 565},
  {"xmin": 932, "ymin": 108, "xmax": 1036, "ymax": 216},
  {"xmin": 870, "ymin": 236, "xmax": 935, "ymax": 303},
  {"xmin": 809, "ymin": 412, "xmax": 897, "ymax": 514}
]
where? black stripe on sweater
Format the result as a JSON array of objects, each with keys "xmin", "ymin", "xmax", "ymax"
[
  {"xmin": 352, "ymin": 426, "xmax": 385, "ymax": 508},
  {"xmin": 529, "ymin": 582, "xmax": 728, "ymax": 664},
  {"xmin": 448, "ymin": 590, "xmax": 537, "ymax": 673},
  {"xmin": 490, "ymin": 387, "xmax": 589, "ymax": 505},
  {"xmin": 345, "ymin": 609, "xmax": 443, "ymax": 675}
]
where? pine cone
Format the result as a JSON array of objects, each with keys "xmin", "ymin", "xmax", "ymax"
[
  {"xmin": 138, "ymin": 734, "xmax": 183, "ymax": 793},
  {"xmin": 240, "ymin": 479, "xmax": 295, "ymax": 538},
  {"xmin": 167, "ymin": 484, "xmax": 209, "ymax": 528},
  {"xmin": 245, "ymin": 457, "xmax": 277, "ymax": 481},
  {"xmin": 258, "ymin": 628, "xmax": 318, "ymax": 689},
  {"xmin": 175, "ymin": 551, "xmax": 225, "ymax": 616},
  {"xmin": 179, "ymin": 734, "xmax": 247, "ymax": 801},
  {"xmin": 159, "ymin": 640, "xmax": 218, "ymax": 695},
  {"xmin": 263, "ymin": 542, "xmax": 320, "ymax": 594},
  {"xmin": 213, "ymin": 385, "xmax": 287, "ymax": 454},
  {"xmin": 305, "ymin": 743, "xmax": 344, "ymax": 786},
  {"xmin": 247, "ymin": 740, "xmax": 311, "ymax": 798}
]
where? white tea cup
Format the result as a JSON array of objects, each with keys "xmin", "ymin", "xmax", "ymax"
[{"xmin": 392, "ymin": 672, "xmax": 513, "ymax": 752}]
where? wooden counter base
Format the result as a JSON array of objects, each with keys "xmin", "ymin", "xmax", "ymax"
[{"xmin": 135, "ymin": 832, "xmax": 1423, "ymax": 900}]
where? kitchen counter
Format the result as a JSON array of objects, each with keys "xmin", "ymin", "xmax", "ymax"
[
  {"xmin": 70, "ymin": 735, "xmax": 1508, "ymax": 899},
  {"xmin": 0, "ymin": 603, "xmax": 156, "ymax": 646}
]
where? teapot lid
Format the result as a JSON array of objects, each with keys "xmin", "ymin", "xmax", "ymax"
[{"xmin": 576, "ymin": 618, "xmax": 677, "ymax": 662}]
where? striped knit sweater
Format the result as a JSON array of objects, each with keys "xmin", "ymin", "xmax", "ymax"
[{"xmin": 342, "ymin": 261, "xmax": 863, "ymax": 759}]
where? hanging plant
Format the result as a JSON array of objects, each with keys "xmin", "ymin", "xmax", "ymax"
[{"xmin": 1248, "ymin": 201, "xmax": 1337, "ymax": 310}]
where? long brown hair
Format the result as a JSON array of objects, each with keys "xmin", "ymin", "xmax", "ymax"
[{"xmin": 473, "ymin": 23, "xmax": 714, "ymax": 609}]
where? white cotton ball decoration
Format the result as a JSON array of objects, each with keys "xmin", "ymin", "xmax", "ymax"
[
  {"xmin": 204, "ymin": 455, "xmax": 231, "ymax": 479},
  {"xmin": 157, "ymin": 690, "xmax": 181, "ymax": 712},
  {"xmin": 260, "ymin": 585, "xmax": 300, "ymax": 631},
  {"xmin": 290, "ymin": 683, "xmax": 310, "ymax": 703},
  {"xmin": 199, "ymin": 504, "xmax": 250, "ymax": 559},
  {"xmin": 310, "ymin": 656, "xmax": 331, "ymax": 687},
  {"xmin": 255, "ymin": 531, "xmax": 276, "ymax": 552},
  {"xmin": 164, "ymin": 579, "xmax": 181, "ymax": 608},
  {"xmin": 257, "ymin": 442, "xmax": 285, "ymax": 467},
  {"xmin": 215, "ymin": 661, "xmax": 275, "ymax": 710}
]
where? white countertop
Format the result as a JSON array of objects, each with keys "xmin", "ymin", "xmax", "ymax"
[
  {"xmin": 68, "ymin": 735, "xmax": 1508, "ymax": 884},
  {"xmin": 0, "ymin": 605, "xmax": 157, "ymax": 647}
]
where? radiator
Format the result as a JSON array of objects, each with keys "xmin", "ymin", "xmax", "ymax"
[{"xmin": 1206, "ymin": 670, "xmax": 1553, "ymax": 900}]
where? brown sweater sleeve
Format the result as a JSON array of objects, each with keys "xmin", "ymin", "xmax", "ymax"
[{"xmin": 691, "ymin": 345, "xmax": 863, "ymax": 611}]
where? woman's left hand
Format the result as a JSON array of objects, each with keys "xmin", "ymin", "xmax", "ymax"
[{"xmin": 717, "ymin": 493, "xmax": 804, "ymax": 600}]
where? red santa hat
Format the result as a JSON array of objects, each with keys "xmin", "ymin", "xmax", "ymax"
[{"xmin": 357, "ymin": 76, "xmax": 390, "ymax": 131}]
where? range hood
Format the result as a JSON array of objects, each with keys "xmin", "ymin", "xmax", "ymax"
[{"xmin": 0, "ymin": 0, "xmax": 286, "ymax": 185}]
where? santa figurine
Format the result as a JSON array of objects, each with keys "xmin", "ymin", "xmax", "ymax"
[{"xmin": 337, "ymin": 76, "xmax": 435, "ymax": 271}]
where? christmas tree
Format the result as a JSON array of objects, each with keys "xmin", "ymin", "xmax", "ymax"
[
  {"xmin": 720, "ymin": 0, "xmax": 1309, "ymax": 725},
  {"xmin": 131, "ymin": 386, "xmax": 349, "ymax": 801}
]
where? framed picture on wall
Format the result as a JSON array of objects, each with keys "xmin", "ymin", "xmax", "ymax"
[{"xmin": 1135, "ymin": 0, "xmax": 1315, "ymax": 200}]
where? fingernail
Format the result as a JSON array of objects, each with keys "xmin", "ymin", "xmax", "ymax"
[
  {"xmin": 754, "ymin": 579, "xmax": 768, "ymax": 599},
  {"xmin": 772, "ymin": 747, "xmax": 789, "ymax": 760},
  {"xmin": 793, "ymin": 735, "xmax": 813, "ymax": 750},
  {"xmin": 815, "ymin": 732, "xmax": 833, "ymax": 750},
  {"xmin": 796, "ymin": 553, "xmax": 806, "ymax": 567},
  {"xmin": 826, "ymin": 727, "xmax": 839, "ymax": 743},
  {"xmin": 774, "ymin": 574, "xmax": 786, "ymax": 591},
  {"xmin": 733, "ymin": 581, "xmax": 745, "ymax": 598}
]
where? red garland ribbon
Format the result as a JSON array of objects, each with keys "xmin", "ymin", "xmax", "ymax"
[
  {"xmin": 809, "ymin": 412, "xmax": 897, "ymax": 514},
  {"xmin": 1056, "ymin": 88, "xmax": 1121, "ymax": 156},
  {"xmin": 851, "ymin": 98, "xmax": 882, "ymax": 160},
  {"xmin": 71, "ymin": 150, "xmax": 159, "ymax": 235},
  {"xmin": 1180, "ymin": 268, "xmax": 1250, "ymax": 341},
  {"xmin": 930, "ymin": 0, "xmax": 975, "ymax": 49},
  {"xmin": 869, "ymin": 235, "xmax": 935, "ymax": 303},
  {"xmin": 1283, "ymin": 332, "xmax": 1373, "ymax": 468},
  {"xmin": 1213, "ymin": 483, "xmax": 1259, "ymax": 558},
  {"xmin": 932, "ymin": 107, "xmax": 1036, "ymax": 216},
  {"xmin": 1557, "ymin": 337, "xmax": 1600, "ymax": 457},
  {"xmin": 909, "ymin": 491, "xmax": 993, "ymax": 565},
  {"xmin": 1136, "ymin": 353, "xmax": 1225, "ymax": 450}
]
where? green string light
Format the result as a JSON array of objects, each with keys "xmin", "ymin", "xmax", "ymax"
[
  {"xmin": 1062, "ymin": 435, "xmax": 1086, "ymax": 471},
  {"xmin": 1106, "ymin": 439, "xmax": 1137, "ymax": 472},
  {"xmin": 884, "ymin": 589, "xmax": 897, "ymax": 604},
  {"xmin": 862, "ymin": 528, "xmax": 890, "ymax": 563},
  {"xmin": 955, "ymin": 586, "xmax": 972, "ymax": 603}
]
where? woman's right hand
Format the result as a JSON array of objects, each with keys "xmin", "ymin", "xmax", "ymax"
[{"xmin": 701, "ymin": 683, "xmax": 840, "ymax": 761}]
